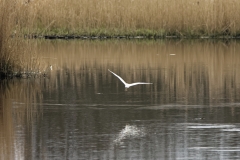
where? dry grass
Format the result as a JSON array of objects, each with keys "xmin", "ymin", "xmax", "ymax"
[
  {"xmin": 0, "ymin": 0, "xmax": 17, "ymax": 74},
  {"xmin": 16, "ymin": 0, "xmax": 240, "ymax": 36},
  {"xmin": 0, "ymin": 0, "xmax": 39, "ymax": 76},
  {"xmin": 1, "ymin": 0, "xmax": 240, "ymax": 74}
]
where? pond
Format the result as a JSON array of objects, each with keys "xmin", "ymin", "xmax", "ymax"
[{"xmin": 1, "ymin": 39, "xmax": 240, "ymax": 159}]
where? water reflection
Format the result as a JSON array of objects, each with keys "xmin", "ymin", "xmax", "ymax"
[
  {"xmin": 0, "ymin": 79, "xmax": 42, "ymax": 160},
  {"xmin": 38, "ymin": 39, "xmax": 240, "ymax": 104},
  {"xmin": 1, "ymin": 39, "xmax": 240, "ymax": 159}
]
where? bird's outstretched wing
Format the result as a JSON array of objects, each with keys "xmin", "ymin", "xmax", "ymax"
[
  {"xmin": 129, "ymin": 82, "xmax": 152, "ymax": 87},
  {"xmin": 108, "ymin": 69, "xmax": 127, "ymax": 85}
]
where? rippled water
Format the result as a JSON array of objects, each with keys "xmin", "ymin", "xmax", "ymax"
[{"xmin": 1, "ymin": 40, "xmax": 240, "ymax": 159}]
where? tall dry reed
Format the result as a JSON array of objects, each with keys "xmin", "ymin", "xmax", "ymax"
[
  {"xmin": 17, "ymin": 0, "xmax": 240, "ymax": 36},
  {"xmin": 0, "ymin": 0, "xmax": 16, "ymax": 74},
  {"xmin": 0, "ymin": 0, "xmax": 39, "ymax": 76}
]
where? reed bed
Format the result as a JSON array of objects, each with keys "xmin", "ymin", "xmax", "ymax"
[
  {"xmin": 0, "ymin": 0, "xmax": 18, "ymax": 75},
  {"xmin": 16, "ymin": 0, "xmax": 240, "ymax": 37},
  {"xmin": 1, "ymin": 0, "xmax": 240, "ymax": 75},
  {"xmin": 0, "ymin": 0, "xmax": 40, "ymax": 77}
]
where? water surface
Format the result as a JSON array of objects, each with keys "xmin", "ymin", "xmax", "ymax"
[{"xmin": 1, "ymin": 40, "xmax": 240, "ymax": 159}]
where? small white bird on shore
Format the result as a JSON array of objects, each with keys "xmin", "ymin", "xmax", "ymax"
[{"xmin": 108, "ymin": 69, "xmax": 152, "ymax": 89}]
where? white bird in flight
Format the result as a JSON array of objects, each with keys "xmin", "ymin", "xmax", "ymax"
[{"xmin": 108, "ymin": 69, "xmax": 152, "ymax": 89}]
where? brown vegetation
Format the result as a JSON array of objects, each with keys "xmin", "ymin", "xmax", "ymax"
[
  {"xmin": 1, "ymin": 0, "xmax": 240, "ymax": 75},
  {"xmin": 0, "ymin": 0, "xmax": 18, "ymax": 75},
  {"xmin": 0, "ymin": 0, "xmax": 39, "ymax": 77},
  {"xmin": 17, "ymin": 0, "xmax": 240, "ymax": 37}
]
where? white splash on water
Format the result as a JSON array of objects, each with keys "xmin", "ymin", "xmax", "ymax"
[{"xmin": 114, "ymin": 124, "xmax": 146, "ymax": 144}]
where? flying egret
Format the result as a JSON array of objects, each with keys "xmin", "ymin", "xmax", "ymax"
[{"xmin": 108, "ymin": 69, "xmax": 152, "ymax": 89}]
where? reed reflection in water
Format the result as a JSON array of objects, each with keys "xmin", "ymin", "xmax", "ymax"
[
  {"xmin": 1, "ymin": 40, "xmax": 240, "ymax": 159},
  {"xmin": 36, "ymin": 40, "xmax": 240, "ymax": 159},
  {"xmin": 0, "ymin": 79, "xmax": 42, "ymax": 160},
  {"xmin": 38, "ymin": 39, "xmax": 240, "ymax": 104}
]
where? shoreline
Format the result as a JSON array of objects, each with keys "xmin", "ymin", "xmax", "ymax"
[
  {"xmin": 0, "ymin": 71, "xmax": 50, "ymax": 79},
  {"xmin": 28, "ymin": 34, "xmax": 240, "ymax": 40}
]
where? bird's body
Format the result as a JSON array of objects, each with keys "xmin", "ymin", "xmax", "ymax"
[{"xmin": 108, "ymin": 69, "xmax": 152, "ymax": 89}]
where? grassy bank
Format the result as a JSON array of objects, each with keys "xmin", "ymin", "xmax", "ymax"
[{"xmin": 17, "ymin": 0, "xmax": 240, "ymax": 37}]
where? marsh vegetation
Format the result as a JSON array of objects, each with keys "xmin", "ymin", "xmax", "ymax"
[
  {"xmin": 17, "ymin": 0, "xmax": 240, "ymax": 37},
  {"xmin": 0, "ymin": 0, "xmax": 39, "ymax": 77},
  {"xmin": 1, "ymin": 0, "xmax": 240, "ymax": 75}
]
